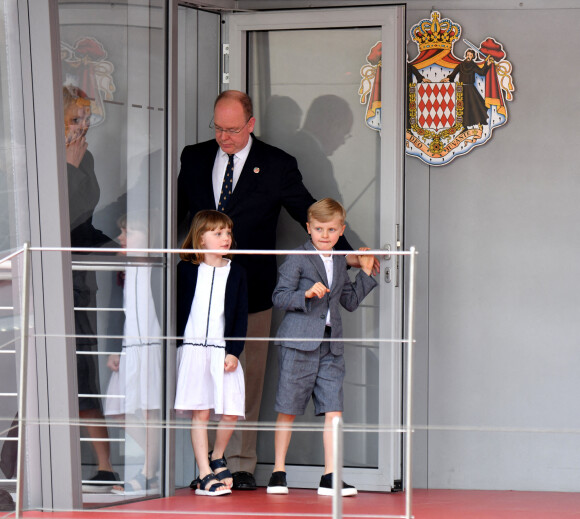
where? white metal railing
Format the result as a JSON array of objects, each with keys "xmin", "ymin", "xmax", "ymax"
[{"xmin": 4, "ymin": 244, "xmax": 418, "ymax": 519}]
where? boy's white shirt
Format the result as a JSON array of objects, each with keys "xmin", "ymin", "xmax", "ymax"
[{"xmin": 317, "ymin": 249, "xmax": 333, "ymax": 326}]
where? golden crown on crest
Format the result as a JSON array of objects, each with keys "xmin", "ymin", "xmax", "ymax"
[{"xmin": 410, "ymin": 11, "xmax": 461, "ymax": 51}]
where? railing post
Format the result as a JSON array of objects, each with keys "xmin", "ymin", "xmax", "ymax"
[
  {"xmin": 332, "ymin": 415, "xmax": 343, "ymax": 519},
  {"xmin": 16, "ymin": 243, "xmax": 31, "ymax": 518},
  {"xmin": 404, "ymin": 247, "xmax": 418, "ymax": 519}
]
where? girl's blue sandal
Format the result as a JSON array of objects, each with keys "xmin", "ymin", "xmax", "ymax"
[
  {"xmin": 194, "ymin": 472, "xmax": 231, "ymax": 496},
  {"xmin": 209, "ymin": 452, "xmax": 232, "ymax": 485}
]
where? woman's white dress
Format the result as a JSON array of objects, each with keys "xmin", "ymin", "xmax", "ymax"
[{"xmin": 174, "ymin": 261, "xmax": 245, "ymax": 418}]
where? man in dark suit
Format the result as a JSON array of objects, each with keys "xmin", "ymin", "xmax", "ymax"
[{"xmin": 178, "ymin": 90, "xmax": 358, "ymax": 490}]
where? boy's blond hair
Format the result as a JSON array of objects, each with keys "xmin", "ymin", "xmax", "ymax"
[{"xmin": 307, "ymin": 198, "xmax": 346, "ymax": 225}]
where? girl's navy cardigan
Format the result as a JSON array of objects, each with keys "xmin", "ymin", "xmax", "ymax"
[{"xmin": 176, "ymin": 260, "xmax": 248, "ymax": 358}]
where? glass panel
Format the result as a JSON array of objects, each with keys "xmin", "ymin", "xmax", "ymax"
[
  {"xmin": 248, "ymin": 28, "xmax": 382, "ymax": 470},
  {"xmin": 58, "ymin": 0, "xmax": 166, "ymax": 503},
  {"xmin": 0, "ymin": 2, "xmax": 30, "ymax": 257},
  {"xmin": 0, "ymin": 0, "xmax": 30, "ymax": 508},
  {"xmin": 0, "ymin": 253, "xmax": 20, "ymax": 510}
]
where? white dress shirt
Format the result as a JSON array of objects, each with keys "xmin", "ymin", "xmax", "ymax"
[{"xmin": 212, "ymin": 136, "xmax": 253, "ymax": 208}]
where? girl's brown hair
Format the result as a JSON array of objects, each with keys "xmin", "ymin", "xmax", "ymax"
[{"xmin": 180, "ymin": 210, "xmax": 234, "ymax": 264}]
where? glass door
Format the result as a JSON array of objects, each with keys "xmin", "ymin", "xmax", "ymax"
[
  {"xmin": 226, "ymin": 6, "xmax": 406, "ymax": 492},
  {"xmin": 58, "ymin": 0, "xmax": 167, "ymax": 505}
]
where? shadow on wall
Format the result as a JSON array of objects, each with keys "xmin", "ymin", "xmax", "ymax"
[{"xmin": 262, "ymin": 94, "xmax": 364, "ymax": 251}]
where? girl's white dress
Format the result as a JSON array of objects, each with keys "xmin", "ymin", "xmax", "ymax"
[
  {"xmin": 104, "ymin": 265, "xmax": 163, "ymax": 416},
  {"xmin": 174, "ymin": 260, "xmax": 245, "ymax": 418}
]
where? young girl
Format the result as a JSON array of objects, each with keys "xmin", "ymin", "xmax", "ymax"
[{"xmin": 174, "ymin": 210, "xmax": 248, "ymax": 497}]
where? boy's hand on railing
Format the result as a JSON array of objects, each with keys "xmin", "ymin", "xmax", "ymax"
[
  {"xmin": 357, "ymin": 247, "xmax": 376, "ymax": 277},
  {"xmin": 305, "ymin": 282, "xmax": 330, "ymax": 299},
  {"xmin": 346, "ymin": 251, "xmax": 380, "ymax": 276}
]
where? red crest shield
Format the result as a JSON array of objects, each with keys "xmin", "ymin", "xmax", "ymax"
[{"xmin": 416, "ymin": 83, "xmax": 457, "ymax": 131}]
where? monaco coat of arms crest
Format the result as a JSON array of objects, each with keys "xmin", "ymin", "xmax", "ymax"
[{"xmin": 359, "ymin": 11, "xmax": 515, "ymax": 166}]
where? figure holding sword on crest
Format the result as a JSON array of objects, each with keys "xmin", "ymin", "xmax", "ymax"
[{"xmin": 442, "ymin": 41, "xmax": 494, "ymax": 129}]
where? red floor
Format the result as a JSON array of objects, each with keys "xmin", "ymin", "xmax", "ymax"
[{"xmin": 19, "ymin": 487, "xmax": 580, "ymax": 518}]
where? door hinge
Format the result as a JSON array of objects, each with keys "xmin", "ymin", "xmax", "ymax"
[{"xmin": 222, "ymin": 44, "xmax": 230, "ymax": 84}]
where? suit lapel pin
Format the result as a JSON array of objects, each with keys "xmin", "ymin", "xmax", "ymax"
[{"xmin": 253, "ymin": 167, "xmax": 260, "ymax": 174}]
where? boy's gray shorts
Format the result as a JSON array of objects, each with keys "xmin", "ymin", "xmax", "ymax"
[{"xmin": 275, "ymin": 336, "xmax": 345, "ymax": 416}]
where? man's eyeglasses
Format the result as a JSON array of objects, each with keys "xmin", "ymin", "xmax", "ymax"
[{"xmin": 209, "ymin": 117, "xmax": 251, "ymax": 135}]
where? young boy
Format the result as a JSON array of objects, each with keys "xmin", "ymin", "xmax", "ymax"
[{"xmin": 267, "ymin": 198, "xmax": 377, "ymax": 496}]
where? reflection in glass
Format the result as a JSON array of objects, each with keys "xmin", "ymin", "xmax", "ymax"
[
  {"xmin": 59, "ymin": 0, "xmax": 166, "ymax": 501},
  {"xmin": 0, "ymin": 255, "xmax": 19, "ymax": 512},
  {"xmin": 103, "ymin": 216, "xmax": 162, "ymax": 494},
  {"xmin": 1, "ymin": 1, "xmax": 30, "ymax": 510},
  {"xmin": 64, "ymin": 85, "xmax": 120, "ymax": 493}
]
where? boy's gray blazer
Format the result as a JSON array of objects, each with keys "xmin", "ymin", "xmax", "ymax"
[{"xmin": 272, "ymin": 241, "xmax": 377, "ymax": 354}]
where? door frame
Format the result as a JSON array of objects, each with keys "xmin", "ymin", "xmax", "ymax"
[{"xmin": 224, "ymin": 5, "xmax": 407, "ymax": 491}]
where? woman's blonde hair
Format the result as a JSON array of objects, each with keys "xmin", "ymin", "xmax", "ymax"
[
  {"xmin": 62, "ymin": 84, "xmax": 91, "ymax": 112},
  {"xmin": 180, "ymin": 210, "xmax": 234, "ymax": 264}
]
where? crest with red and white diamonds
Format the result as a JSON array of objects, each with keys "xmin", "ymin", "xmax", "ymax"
[
  {"xmin": 416, "ymin": 83, "xmax": 456, "ymax": 131},
  {"xmin": 405, "ymin": 11, "xmax": 514, "ymax": 166}
]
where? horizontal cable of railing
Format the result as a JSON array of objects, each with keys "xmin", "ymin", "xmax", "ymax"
[
  {"xmin": 0, "ymin": 248, "xmax": 24, "ymax": 264},
  {"xmin": 37, "ymin": 511, "xmax": 406, "ymax": 518},
  {"xmin": 29, "ymin": 246, "xmax": 410, "ymax": 256},
  {"xmin": 4, "ymin": 415, "xmax": 580, "ymax": 437},
  {"xmin": 1, "ymin": 338, "xmax": 20, "ymax": 350},
  {"xmin": 38, "ymin": 333, "xmax": 410, "ymax": 344}
]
